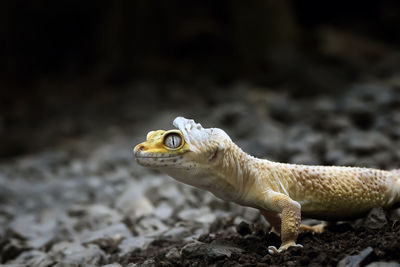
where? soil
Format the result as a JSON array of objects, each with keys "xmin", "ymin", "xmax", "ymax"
[{"xmin": 122, "ymin": 214, "xmax": 400, "ymax": 266}]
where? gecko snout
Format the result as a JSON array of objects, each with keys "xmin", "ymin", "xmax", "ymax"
[{"xmin": 133, "ymin": 144, "xmax": 146, "ymax": 157}]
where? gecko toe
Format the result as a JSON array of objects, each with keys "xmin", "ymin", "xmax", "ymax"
[
  {"xmin": 268, "ymin": 246, "xmax": 279, "ymax": 255},
  {"xmin": 268, "ymin": 243, "xmax": 303, "ymax": 254}
]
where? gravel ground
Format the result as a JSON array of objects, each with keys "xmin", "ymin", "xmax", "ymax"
[{"xmin": 1, "ymin": 80, "xmax": 400, "ymax": 266}]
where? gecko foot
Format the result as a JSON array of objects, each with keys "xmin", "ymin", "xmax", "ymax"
[
  {"xmin": 268, "ymin": 242, "xmax": 303, "ymax": 255},
  {"xmin": 300, "ymin": 222, "xmax": 326, "ymax": 234},
  {"xmin": 268, "ymin": 242, "xmax": 303, "ymax": 254}
]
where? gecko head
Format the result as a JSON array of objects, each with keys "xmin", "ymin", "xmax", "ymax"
[{"xmin": 133, "ymin": 117, "xmax": 231, "ymax": 182}]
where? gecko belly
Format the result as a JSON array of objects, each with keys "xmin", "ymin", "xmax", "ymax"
[{"xmin": 298, "ymin": 196, "xmax": 385, "ymax": 220}]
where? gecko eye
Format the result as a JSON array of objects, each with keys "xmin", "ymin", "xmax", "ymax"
[{"xmin": 164, "ymin": 133, "xmax": 182, "ymax": 149}]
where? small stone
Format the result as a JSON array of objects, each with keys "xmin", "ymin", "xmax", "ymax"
[
  {"xmin": 177, "ymin": 207, "xmax": 216, "ymax": 224},
  {"xmin": 337, "ymin": 247, "xmax": 375, "ymax": 267},
  {"xmin": 82, "ymin": 223, "xmax": 131, "ymax": 252},
  {"xmin": 153, "ymin": 202, "xmax": 174, "ymax": 220},
  {"xmin": 102, "ymin": 263, "xmax": 123, "ymax": 267},
  {"xmin": 161, "ymin": 225, "xmax": 192, "ymax": 240},
  {"xmin": 118, "ymin": 236, "xmax": 154, "ymax": 257},
  {"xmin": 49, "ymin": 242, "xmax": 105, "ymax": 265},
  {"xmin": 8, "ymin": 211, "xmax": 57, "ymax": 249},
  {"xmin": 268, "ymin": 97, "xmax": 301, "ymax": 124},
  {"xmin": 140, "ymin": 259, "xmax": 157, "ymax": 267},
  {"xmin": 346, "ymin": 131, "xmax": 390, "ymax": 154},
  {"xmin": 241, "ymin": 207, "xmax": 260, "ymax": 222},
  {"xmin": 115, "ymin": 182, "xmax": 154, "ymax": 220},
  {"xmin": 211, "ymin": 103, "xmax": 258, "ymax": 138},
  {"xmin": 165, "ymin": 247, "xmax": 181, "ymax": 260},
  {"xmin": 157, "ymin": 183, "xmax": 181, "ymax": 200},
  {"xmin": 323, "ymin": 116, "xmax": 352, "ymax": 134},
  {"xmin": 363, "ymin": 207, "xmax": 387, "ymax": 230},
  {"xmin": 69, "ymin": 204, "xmax": 124, "ymax": 229},
  {"xmin": 134, "ymin": 217, "xmax": 168, "ymax": 236},
  {"xmin": 8, "ymin": 250, "xmax": 53, "ymax": 267},
  {"xmin": 285, "ymin": 127, "xmax": 325, "ymax": 161},
  {"xmin": 240, "ymin": 122, "xmax": 284, "ymax": 160},
  {"xmin": 132, "ymin": 196, "xmax": 155, "ymax": 218}
]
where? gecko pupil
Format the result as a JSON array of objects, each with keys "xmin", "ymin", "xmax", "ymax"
[{"xmin": 164, "ymin": 133, "xmax": 182, "ymax": 149}]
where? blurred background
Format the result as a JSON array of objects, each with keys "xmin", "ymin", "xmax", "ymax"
[{"xmin": 1, "ymin": 0, "xmax": 400, "ymax": 160}]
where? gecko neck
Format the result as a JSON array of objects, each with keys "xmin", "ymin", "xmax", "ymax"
[{"xmin": 211, "ymin": 140, "xmax": 269, "ymax": 204}]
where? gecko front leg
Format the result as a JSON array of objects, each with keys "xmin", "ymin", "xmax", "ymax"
[
  {"xmin": 262, "ymin": 191, "xmax": 302, "ymax": 254},
  {"xmin": 261, "ymin": 210, "xmax": 326, "ymax": 235}
]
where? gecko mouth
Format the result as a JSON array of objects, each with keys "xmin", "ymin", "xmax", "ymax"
[
  {"xmin": 135, "ymin": 155, "xmax": 180, "ymax": 159},
  {"xmin": 134, "ymin": 151, "xmax": 183, "ymax": 159},
  {"xmin": 134, "ymin": 152, "xmax": 184, "ymax": 164},
  {"xmin": 134, "ymin": 148, "xmax": 187, "ymax": 159},
  {"xmin": 135, "ymin": 154, "xmax": 185, "ymax": 168}
]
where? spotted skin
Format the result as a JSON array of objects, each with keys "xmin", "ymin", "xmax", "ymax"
[{"xmin": 134, "ymin": 117, "xmax": 400, "ymax": 254}]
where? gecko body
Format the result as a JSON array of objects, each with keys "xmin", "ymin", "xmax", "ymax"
[{"xmin": 134, "ymin": 117, "xmax": 400, "ymax": 253}]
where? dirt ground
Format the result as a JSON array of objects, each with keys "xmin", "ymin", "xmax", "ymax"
[{"xmin": 125, "ymin": 210, "xmax": 400, "ymax": 266}]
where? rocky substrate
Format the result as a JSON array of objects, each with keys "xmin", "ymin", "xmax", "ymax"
[{"xmin": 1, "ymin": 81, "xmax": 400, "ymax": 266}]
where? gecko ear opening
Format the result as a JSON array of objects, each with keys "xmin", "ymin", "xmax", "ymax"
[
  {"xmin": 209, "ymin": 149, "xmax": 219, "ymax": 162},
  {"xmin": 208, "ymin": 144, "xmax": 224, "ymax": 163}
]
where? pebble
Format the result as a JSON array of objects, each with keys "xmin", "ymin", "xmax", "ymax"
[
  {"xmin": 362, "ymin": 207, "xmax": 388, "ymax": 230},
  {"xmin": 115, "ymin": 182, "xmax": 154, "ymax": 220},
  {"xmin": 102, "ymin": 263, "xmax": 123, "ymax": 267},
  {"xmin": 81, "ymin": 223, "xmax": 131, "ymax": 247},
  {"xmin": 211, "ymin": 103, "xmax": 259, "ymax": 138},
  {"xmin": 165, "ymin": 247, "xmax": 181, "ymax": 260},
  {"xmin": 153, "ymin": 201, "xmax": 174, "ymax": 220},
  {"xmin": 7, "ymin": 250, "xmax": 53, "ymax": 267},
  {"xmin": 118, "ymin": 236, "xmax": 154, "ymax": 257},
  {"xmin": 134, "ymin": 217, "xmax": 169, "ymax": 236},
  {"xmin": 337, "ymin": 247, "xmax": 374, "ymax": 267},
  {"xmin": 49, "ymin": 242, "xmax": 105, "ymax": 266},
  {"xmin": 161, "ymin": 225, "xmax": 193, "ymax": 240},
  {"xmin": 177, "ymin": 207, "xmax": 217, "ymax": 224},
  {"xmin": 346, "ymin": 130, "xmax": 390, "ymax": 154},
  {"xmin": 268, "ymin": 96, "xmax": 302, "ymax": 124},
  {"xmin": 8, "ymin": 211, "xmax": 57, "ymax": 249}
]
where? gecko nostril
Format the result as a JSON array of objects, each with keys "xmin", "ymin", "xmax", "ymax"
[{"xmin": 134, "ymin": 145, "xmax": 146, "ymax": 155}]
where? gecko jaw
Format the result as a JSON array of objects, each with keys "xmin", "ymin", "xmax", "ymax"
[
  {"xmin": 134, "ymin": 152, "xmax": 182, "ymax": 159},
  {"xmin": 134, "ymin": 150, "xmax": 188, "ymax": 169}
]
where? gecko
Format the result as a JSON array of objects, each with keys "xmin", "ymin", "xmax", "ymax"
[{"xmin": 133, "ymin": 117, "xmax": 400, "ymax": 254}]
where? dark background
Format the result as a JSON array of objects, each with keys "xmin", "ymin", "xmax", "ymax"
[{"xmin": 1, "ymin": 0, "xmax": 400, "ymax": 159}]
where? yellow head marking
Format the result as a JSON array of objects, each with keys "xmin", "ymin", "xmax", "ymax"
[{"xmin": 134, "ymin": 129, "xmax": 190, "ymax": 155}]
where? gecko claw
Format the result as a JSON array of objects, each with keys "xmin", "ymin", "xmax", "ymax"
[{"xmin": 268, "ymin": 246, "xmax": 279, "ymax": 254}]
